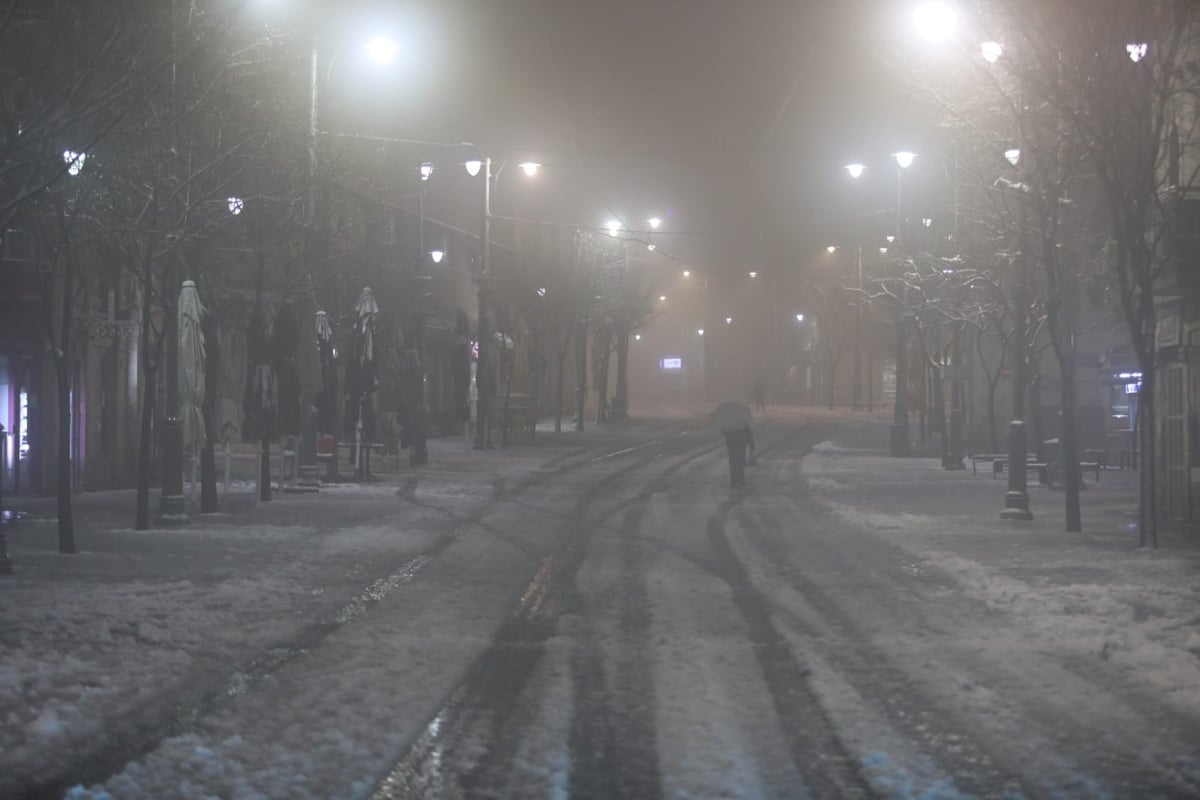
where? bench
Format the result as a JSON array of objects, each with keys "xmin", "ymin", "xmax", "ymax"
[
  {"xmin": 992, "ymin": 457, "xmax": 1048, "ymax": 483},
  {"xmin": 971, "ymin": 454, "xmax": 1004, "ymax": 475}
]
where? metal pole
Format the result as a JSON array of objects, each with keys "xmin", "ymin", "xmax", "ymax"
[
  {"xmin": 890, "ymin": 167, "xmax": 910, "ymax": 456},
  {"xmin": 474, "ymin": 157, "xmax": 493, "ymax": 449},
  {"xmin": 853, "ymin": 243, "xmax": 863, "ymax": 409},
  {"xmin": 1001, "ymin": 194, "xmax": 1033, "ymax": 519}
]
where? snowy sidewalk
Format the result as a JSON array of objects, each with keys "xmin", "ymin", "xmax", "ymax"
[{"xmin": 800, "ymin": 418, "xmax": 1200, "ymax": 719}]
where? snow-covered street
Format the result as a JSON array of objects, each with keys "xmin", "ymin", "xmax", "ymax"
[{"xmin": 3, "ymin": 411, "xmax": 1199, "ymax": 799}]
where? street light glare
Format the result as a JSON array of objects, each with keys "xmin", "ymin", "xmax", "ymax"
[
  {"xmin": 725, "ymin": 317, "xmax": 733, "ymax": 325},
  {"xmin": 227, "ymin": 196, "xmax": 244, "ymax": 215},
  {"xmin": 605, "ymin": 220, "xmax": 621, "ymax": 236},
  {"xmin": 63, "ymin": 149, "xmax": 86, "ymax": 176},
  {"xmin": 826, "ymin": 245, "xmax": 837, "ymax": 253},
  {"xmin": 894, "ymin": 150, "xmax": 917, "ymax": 169},
  {"xmin": 845, "ymin": 163, "xmax": 865, "ymax": 179},
  {"xmin": 697, "ymin": 329, "xmax": 705, "ymax": 336},
  {"xmin": 748, "ymin": 271, "xmax": 758, "ymax": 278},
  {"xmin": 365, "ymin": 36, "xmax": 401, "ymax": 65},
  {"xmin": 647, "ymin": 243, "xmax": 656, "ymax": 251},
  {"xmin": 648, "ymin": 217, "xmax": 662, "ymax": 229},
  {"xmin": 464, "ymin": 159, "xmax": 483, "ymax": 177},
  {"xmin": 430, "ymin": 249, "xmax": 444, "ymax": 263},
  {"xmin": 682, "ymin": 270, "xmax": 691, "ymax": 277},
  {"xmin": 795, "ymin": 313, "xmax": 805, "ymax": 322},
  {"xmin": 981, "ymin": 41, "xmax": 1003, "ymax": 63},
  {"xmin": 420, "ymin": 162, "xmax": 434, "ymax": 181},
  {"xmin": 913, "ymin": 2, "xmax": 957, "ymax": 44},
  {"xmin": 1127, "ymin": 43, "xmax": 1148, "ymax": 63},
  {"xmin": 886, "ymin": 234, "xmax": 895, "ymax": 243},
  {"xmin": 518, "ymin": 161, "xmax": 541, "ymax": 177},
  {"xmin": 1004, "ymin": 148, "xmax": 1021, "ymax": 166},
  {"xmin": 659, "ymin": 295, "xmax": 667, "ymax": 302},
  {"xmin": 880, "ymin": 246, "xmax": 889, "ymax": 254}
]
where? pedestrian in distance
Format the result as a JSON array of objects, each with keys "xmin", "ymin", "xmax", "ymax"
[
  {"xmin": 724, "ymin": 424, "xmax": 753, "ymax": 487},
  {"xmin": 752, "ymin": 379, "xmax": 766, "ymax": 411},
  {"xmin": 711, "ymin": 401, "xmax": 755, "ymax": 488}
]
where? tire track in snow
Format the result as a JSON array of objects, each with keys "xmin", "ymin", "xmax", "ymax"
[
  {"xmin": 370, "ymin": 429, "xmax": 728, "ymax": 799},
  {"xmin": 42, "ymin": 426, "xmax": 688, "ymax": 800}
]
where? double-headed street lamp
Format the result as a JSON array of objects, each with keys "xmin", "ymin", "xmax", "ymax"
[
  {"xmin": 464, "ymin": 155, "xmax": 540, "ymax": 449},
  {"xmin": 849, "ymin": 153, "xmax": 912, "ymax": 453}
]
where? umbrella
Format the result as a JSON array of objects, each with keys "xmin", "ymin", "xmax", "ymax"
[
  {"xmin": 178, "ymin": 280, "xmax": 207, "ymax": 452},
  {"xmin": 710, "ymin": 401, "xmax": 752, "ymax": 432},
  {"xmin": 315, "ymin": 310, "xmax": 336, "ymax": 436}
]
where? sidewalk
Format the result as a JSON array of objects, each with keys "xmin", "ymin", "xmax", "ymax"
[{"xmin": 800, "ymin": 417, "xmax": 1200, "ymax": 719}]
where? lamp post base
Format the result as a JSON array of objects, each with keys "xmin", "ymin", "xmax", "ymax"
[
  {"xmin": 889, "ymin": 423, "xmax": 910, "ymax": 457},
  {"xmin": 1000, "ymin": 491, "xmax": 1033, "ymax": 520}
]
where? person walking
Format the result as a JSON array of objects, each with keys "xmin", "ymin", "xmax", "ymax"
[
  {"xmin": 723, "ymin": 424, "xmax": 753, "ymax": 487},
  {"xmin": 752, "ymin": 379, "xmax": 766, "ymax": 411}
]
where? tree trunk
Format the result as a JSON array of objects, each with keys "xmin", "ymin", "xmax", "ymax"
[
  {"xmin": 1059, "ymin": 355, "xmax": 1082, "ymax": 531},
  {"xmin": 1138, "ymin": 349, "xmax": 1157, "ymax": 547},
  {"xmin": 54, "ymin": 354, "xmax": 75, "ymax": 554},
  {"xmin": 199, "ymin": 313, "xmax": 219, "ymax": 513},
  {"xmin": 554, "ymin": 348, "xmax": 567, "ymax": 433},
  {"xmin": 827, "ymin": 347, "xmax": 837, "ymax": 410},
  {"xmin": 613, "ymin": 331, "xmax": 629, "ymax": 420},
  {"xmin": 574, "ymin": 318, "xmax": 588, "ymax": 431},
  {"xmin": 594, "ymin": 326, "xmax": 611, "ymax": 424},
  {"xmin": 501, "ymin": 349, "xmax": 514, "ymax": 449},
  {"xmin": 136, "ymin": 361, "xmax": 157, "ymax": 531}
]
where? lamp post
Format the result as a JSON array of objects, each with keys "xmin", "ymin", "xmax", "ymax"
[
  {"xmin": 844, "ymin": 162, "xmax": 869, "ymax": 411},
  {"xmin": 1000, "ymin": 146, "xmax": 1033, "ymax": 519},
  {"xmin": 891, "ymin": 150, "xmax": 916, "ymax": 457}
]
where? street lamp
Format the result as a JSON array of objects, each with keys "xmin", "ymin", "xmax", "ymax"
[
  {"xmin": 890, "ymin": 149, "xmax": 916, "ymax": 457},
  {"xmin": 725, "ymin": 317, "xmax": 733, "ymax": 325},
  {"xmin": 913, "ymin": 1, "xmax": 957, "ymax": 44},
  {"xmin": 647, "ymin": 216, "xmax": 662, "ymax": 230},
  {"xmin": 430, "ymin": 249, "xmax": 444, "ymax": 264},
  {"xmin": 826, "ymin": 245, "xmax": 837, "ymax": 253},
  {"xmin": 795, "ymin": 313, "xmax": 805, "ymax": 322},
  {"xmin": 981, "ymin": 41, "xmax": 1003, "ymax": 63},
  {"xmin": 227, "ymin": 196, "xmax": 244, "ymax": 215},
  {"xmin": 366, "ymin": 35, "xmax": 400, "ymax": 64},
  {"xmin": 518, "ymin": 161, "xmax": 541, "ymax": 177},
  {"xmin": 748, "ymin": 271, "xmax": 758, "ymax": 278},
  {"xmin": 464, "ymin": 158, "xmax": 483, "ymax": 177},
  {"xmin": 605, "ymin": 219, "xmax": 621, "ymax": 237},
  {"xmin": 1004, "ymin": 148, "xmax": 1021, "ymax": 166},
  {"xmin": 683, "ymin": 270, "xmax": 691, "ymax": 278},
  {"xmin": 845, "ymin": 162, "xmax": 865, "ymax": 179},
  {"xmin": 419, "ymin": 161, "xmax": 434, "ymax": 181}
]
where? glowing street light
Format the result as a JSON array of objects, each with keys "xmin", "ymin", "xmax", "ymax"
[
  {"xmin": 634, "ymin": 333, "xmax": 642, "ymax": 341},
  {"xmin": 648, "ymin": 216, "xmax": 663, "ymax": 229},
  {"xmin": 845, "ymin": 162, "xmax": 866, "ymax": 179},
  {"xmin": 1127, "ymin": 43, "xmax": 1148, "ymax": 63},
  {"xmin": 1004, "ymin": 148, "xmax": 1021, "ymax": 166},
  {"xmin": 659, "ymin": 295, "xmax": 667, "ymax": 302},
  {"xmin": 605, "ymin": 220, "xmax": 621, "ymax": 237},
  {"xmin": 227, "ymin": 196, "xmax": 244, "ymax": 215},
  {"xmin": 981, "ymin": 41, "xmax": 1003, "ymax": 63},
  {"xmin": 683, "ymin": 270, "xmax": 691, "ymax": 278},
  {"xmin": 419, "ymin": 162, "xmax": 434, "ymax": 181},
  {"xmin": 826, "ymin": 245, "xmax": 837, "ymax": 253},
  {"xmin": 886, "ymin": 234, "xmax": 895, "ymax": 243},
  {"xmin": 697, "ymin": 328, "xmax": 705, "ymax": 336},
  {"xmin": 366, "ymin": 36, "xmax": 401, "ymax": 65},
  {"xmin": 63, "ymin": 149, "xmax": 86, "ymax": 176},
  {"xmin": 536, "ymin": 286, "xmax": 547, "ymax": 296},
  {"xmin": 913, "ymin": 2, "xmax": 957, "ymax": 44},
  {"xmin": 748, "ymin": 271, "xmax": 758, "ymax": 278},
  {"xmin": 647, "ymin": 244, "xmax": 656, "ymax": 251},
  {"xmin": 879, "ymin": 246, "xmax": 889, "ymax": 254},
  {"xmin": 894, "ymin": 150, "xmax": 917, "ymax": 169},
  {"xmin": 518, "ymin": 161, "xmax": 541, "ymax": 177},
  {"xmin": 795, "ymin": 313, "xmax": 805, "ymax": 322},
  {"xmin": 430, "ymin": 249, "xmax": 444, "ymax": 263},
  {"xmin": 725, "ymin": 317, "xmax": 733, "ymax": 325},
  {"xmin": 464, "ymin": 158, "xmax": 483, "ymax": 177}
]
